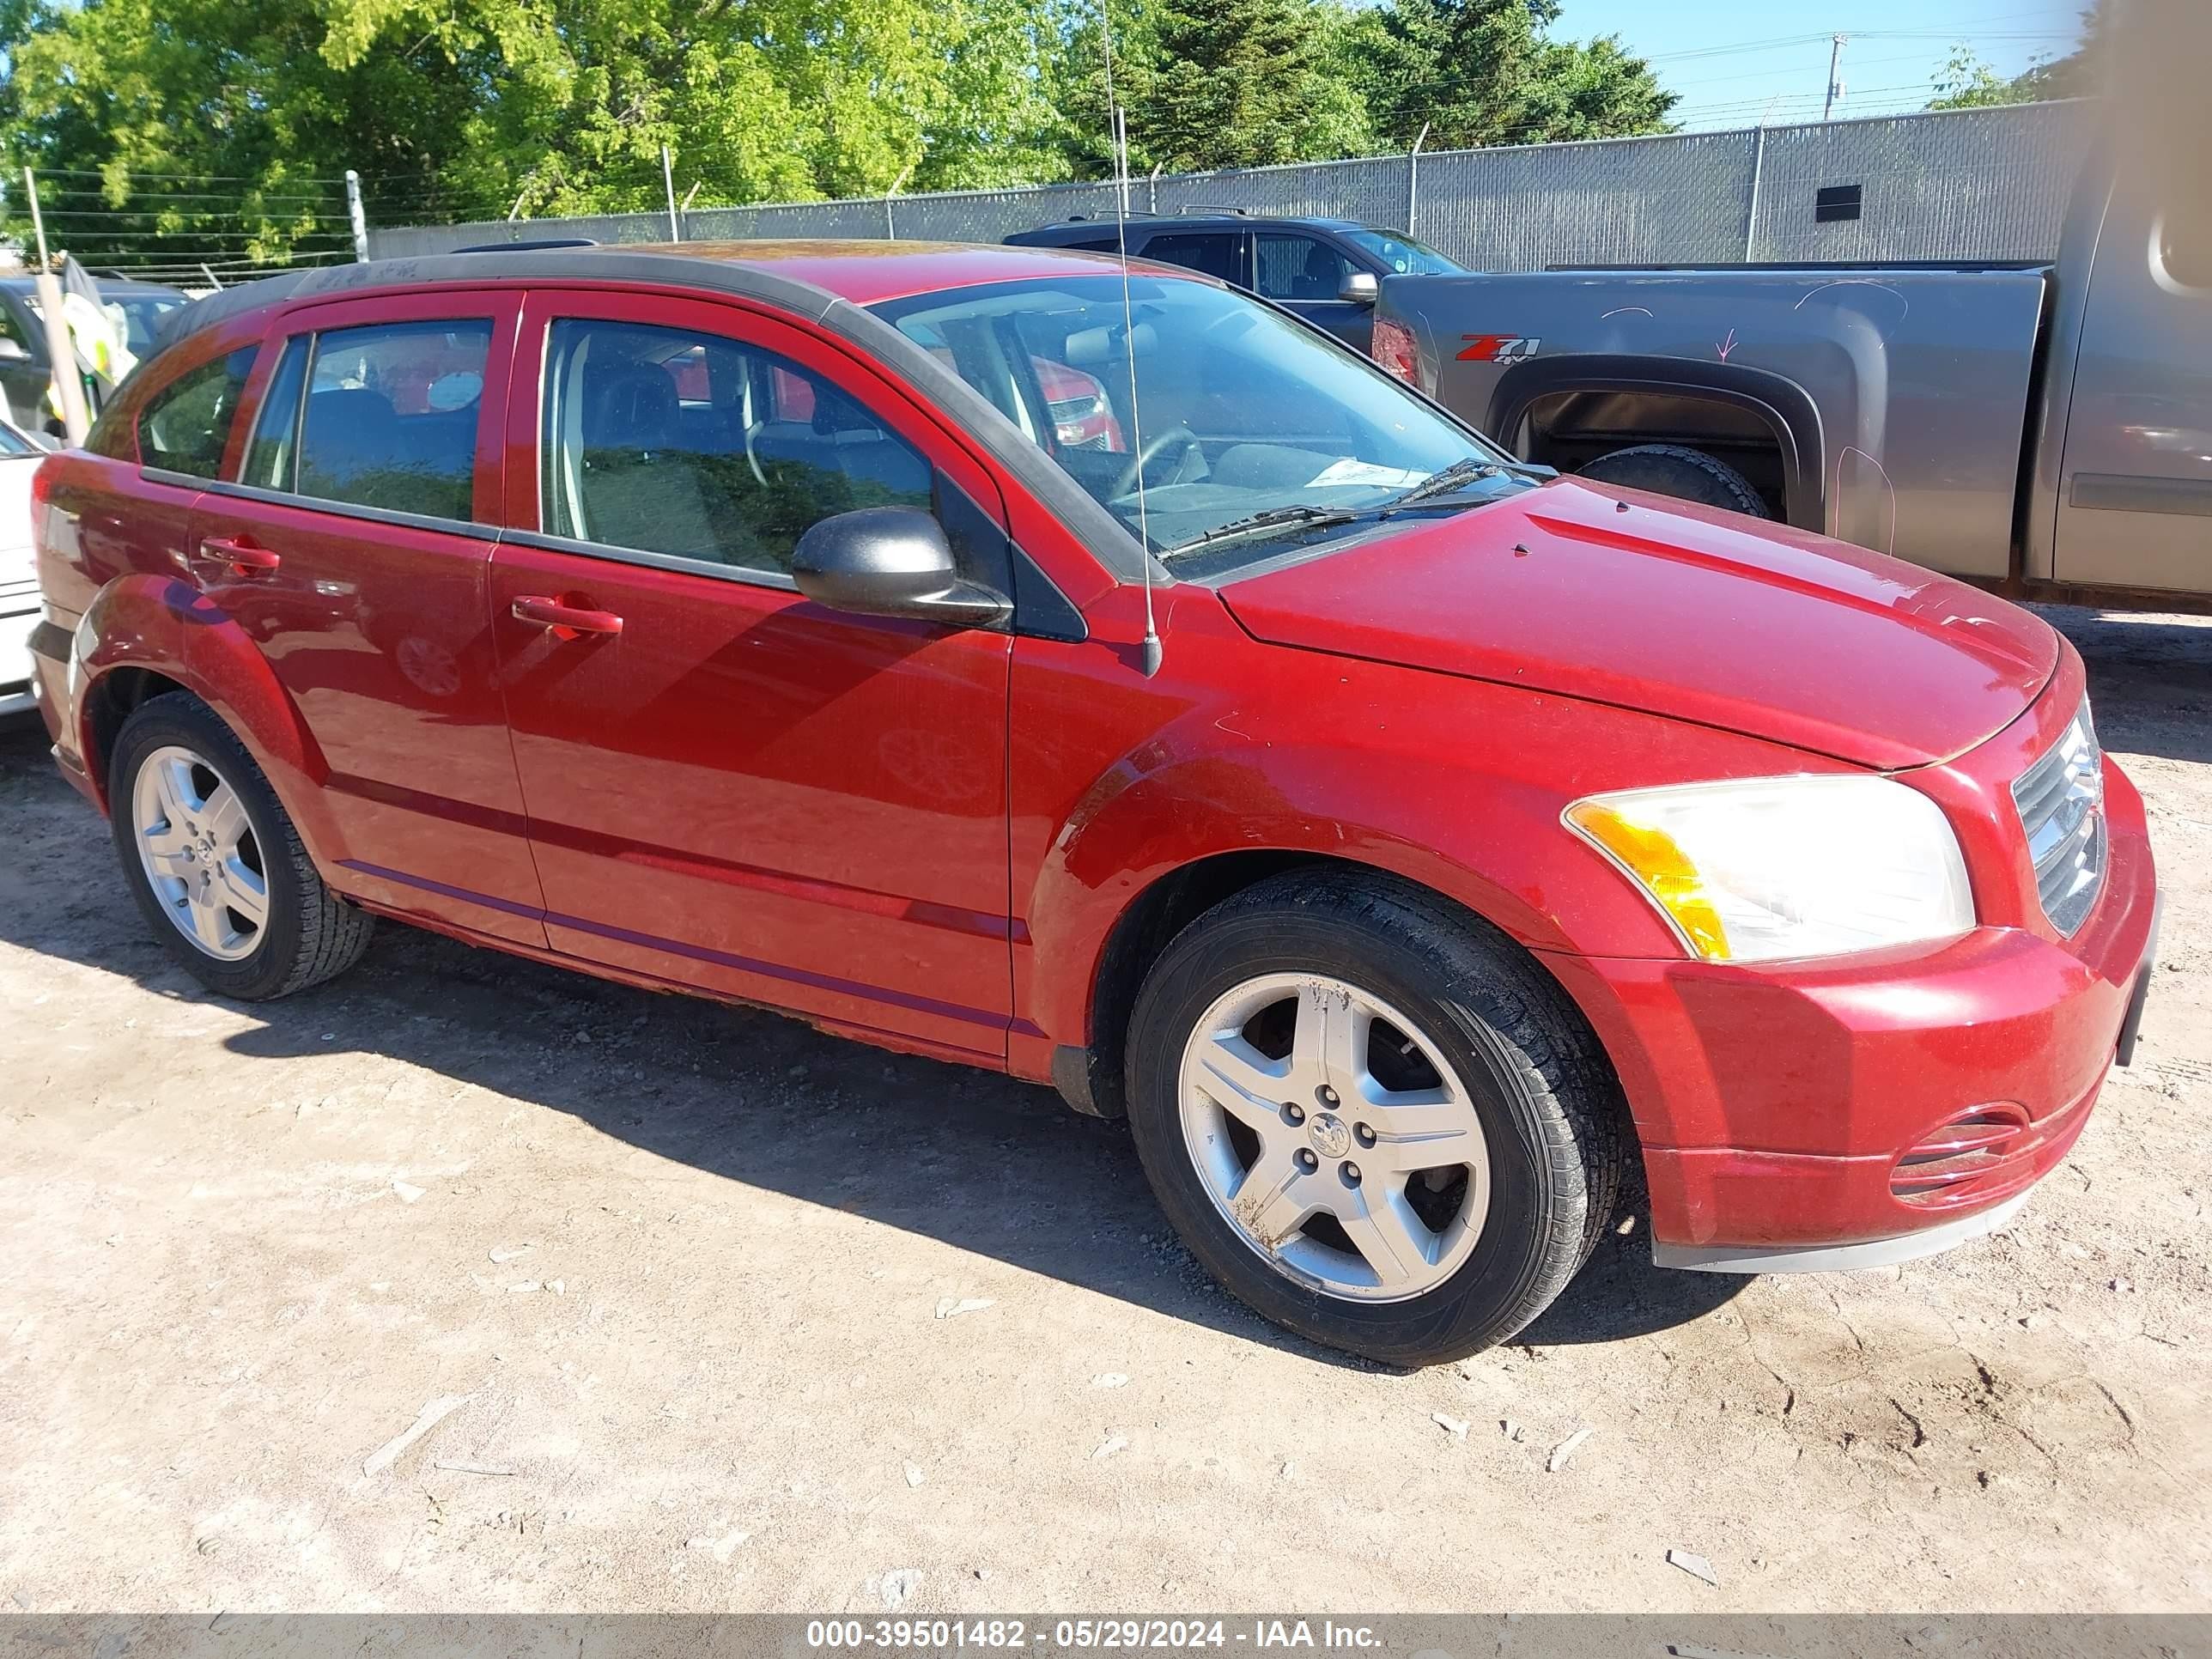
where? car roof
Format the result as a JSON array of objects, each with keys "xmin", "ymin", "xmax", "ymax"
[
  {"xmin": 153, "ymin": 239, "xmax": 1206, "ymax": 356},
  {"xmin": 0, "ymin": 276, "xmax": 185, "ymax": 299},
  {"xmin": 1011, "ymin": 214, "xmax": 1367, "ymax": 240}
]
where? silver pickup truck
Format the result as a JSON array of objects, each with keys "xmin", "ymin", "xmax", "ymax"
[{"xmin": 1368, "ymin": 155, "xmax": 2209, "ymax": 609}]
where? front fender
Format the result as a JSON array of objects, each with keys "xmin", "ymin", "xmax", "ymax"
[{"xmin": 1015, "ymin": 626, "xmax": 1814, "ymax": 1053}]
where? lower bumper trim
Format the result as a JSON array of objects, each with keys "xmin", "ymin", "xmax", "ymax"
[{"xmin": 1652, "ymin": 1192, "xmax": 2028, "ymax": 1275}]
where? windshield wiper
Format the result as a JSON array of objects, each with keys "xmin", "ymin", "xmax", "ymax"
[
  {"xmin": 1381, "ymin": 455, "xmax": 1550, "ymax": 510},
  {"xmin": 1162, "ymin": 502, "xmax": 1369, "ymax": 557}
]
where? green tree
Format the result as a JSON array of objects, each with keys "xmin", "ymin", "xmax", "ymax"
[
  {"xmin": 0, "ymin": 0, "xmax": 1074, "ymax": 271},
  {"xmin": 1928, "ymin": 2, "xmax": 2111, "ymax": 110},
  {"xmin": 1130, "ymin": 0, "xmax": 1372, "ymax": 173},
  {"xmin": 1353, "ymin": 0, "xmax": 1674, "ymax": 151}
]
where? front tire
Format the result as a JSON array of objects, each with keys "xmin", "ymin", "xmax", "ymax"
[
  {"xmin": 109, "ymin": 692, "xmax": 374, "ymax": 1000},
  {"xmin": 1125, "ymin": 871, "xmax": 1629, "ymax": 1367}
]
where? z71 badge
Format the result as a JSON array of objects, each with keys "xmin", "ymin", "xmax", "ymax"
[{"xmin": 1455, "ymin": 332, "xmax": 1542, "ymax": 362}]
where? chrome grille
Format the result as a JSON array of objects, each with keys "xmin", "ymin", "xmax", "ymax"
[{"xmin": 2011, "ymin": 700, "xmax": 2106, "ymax": 936}]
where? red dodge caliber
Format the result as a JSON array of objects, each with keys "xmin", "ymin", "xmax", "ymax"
[{"xmin": 28, "ymin": 244, "xmax": 2159, "ymax": 1364}]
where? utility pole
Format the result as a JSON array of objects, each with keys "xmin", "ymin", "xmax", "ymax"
[
  {"xmin": 1823, "ymin": 33, "xmax": 1848, "ymax": 120},
  {"xmin": 1407, "ymin": 122, "xmax": 1430, "ymax": 238},
  {"xmin": 661, "ymin": 146, "xmax": 682, "ymax": 241},
  {"xmin": 21, "ymin": 168, "xmax": 90, "ymax": 445},
  {"xmin": 344, "ymin": 169, "xmax": 370, "ymax": 261}
]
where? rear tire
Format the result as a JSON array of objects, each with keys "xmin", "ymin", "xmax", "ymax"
[
  {"xmin": 1123, "ymin": 869, "xmax": 1631, "ymax": 1367},
  {"xmin": 108, "ymin": 692, "xmax": 374, "ymax": 1000},
  {"xmin": 1577, "ymin": 442, "xmax": 1771, "ymax": 518}
]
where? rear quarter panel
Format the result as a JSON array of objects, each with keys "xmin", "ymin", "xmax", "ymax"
[{"xmin": 1380, "ymin": 268, "xmax": 2049, "ymax": 580}]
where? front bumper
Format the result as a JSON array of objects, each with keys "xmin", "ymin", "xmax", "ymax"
[{"xmin": 1548, "ymin": 753, "xmax": 2159, "ymax": 1269}]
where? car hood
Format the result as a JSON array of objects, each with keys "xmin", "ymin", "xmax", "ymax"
[{"xmin": 1215, "ymin": 479, "xmax": 2057, "ymax": 770}]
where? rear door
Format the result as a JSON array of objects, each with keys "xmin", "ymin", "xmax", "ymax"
[
  {"xmin": 488, "ymin": 288, "xmax": 1016, "ymax": 1058},
  {"xmin": 182, "ymin": 289, "xmax": 547, "ymax": 945},
  {"xmin": 1136, "ymin": 229, "xmax": 1251, "ymax": 289}
]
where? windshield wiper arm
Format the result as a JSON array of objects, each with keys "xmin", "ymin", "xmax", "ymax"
[
  {"xmin": 1382, "ymin": 454, "xmax": 1554, "ymax": 511},
  {"xmin": 1162, "ymin": 502, "xmax": 1368, "ymax": 556}
]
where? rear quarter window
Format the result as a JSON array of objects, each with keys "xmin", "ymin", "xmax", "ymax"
[{"xmin": 137, "ymin": 347, "xmax": 258, "ymax": 478}]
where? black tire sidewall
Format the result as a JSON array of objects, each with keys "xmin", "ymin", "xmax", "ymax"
[
  {"xmin": 1579, "ymin": 444, "xmax": 1769, "ymax": 517},
  {"xmin": 108, "ymin": 696, "xmax": 313, "ymax": 1001},
  {"xmin": 1127, "ymin": 904, "xmax": 1577, "ymax": 1365}
]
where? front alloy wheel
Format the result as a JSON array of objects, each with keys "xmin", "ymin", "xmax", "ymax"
[
  {"xmin": 1126, "ymin": 869, "xmax": 1630, "ymax": 1366},
  {"xmin": 1180, "ymin": 974, "xmax": 1491, "ymax": 1302}
]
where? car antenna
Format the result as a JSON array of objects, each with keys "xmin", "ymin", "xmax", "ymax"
[{"xmin": 1101, "ymin": 2, "xmax": 1163, "ymax": 678}]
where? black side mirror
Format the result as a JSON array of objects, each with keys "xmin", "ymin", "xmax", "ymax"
[
  {"xmin": 1337, "ymin": 271, "xmax": 1381, "ymax": 306},
  {"xmin": 791, "ymin": 506, "xmax": 1010, "ymax": 629}
]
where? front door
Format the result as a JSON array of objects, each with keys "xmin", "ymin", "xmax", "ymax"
[
  {"xmin": 2051, "ymin": 176, "xmax": 2212, "ymax": 593},
  {"xmin": 1254, "ymin": 232, "xmax": 1374, "ymax": 350},
  {"xmin": 489, "ymin": 289, "xmax": 1016, "ymax": 1058},
  {"xmin": 182, "ymin": 289, "xmax": 548, "ymax": 945}
]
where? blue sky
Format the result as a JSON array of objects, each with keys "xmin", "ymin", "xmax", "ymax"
[{"xmin": 1553, "ymin": 1, "xmax": 2086, "ymax": 131}]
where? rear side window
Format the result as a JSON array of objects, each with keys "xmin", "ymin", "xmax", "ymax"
[
  {"xmin": 1141, "ymin": 232, "xmax": 1244, "ymax": 286},
  {"xmin": 138, "ymin": 347, "xmax": 257, "ymax": 478},
  {"xmin": 246, "ymin": 319, "xmax": 491, "ymax": 521}
]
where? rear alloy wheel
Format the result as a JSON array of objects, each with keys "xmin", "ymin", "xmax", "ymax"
[
  {"xmin": 1126, "ymin": 871, "xmax": 1629, "ymax": 1366},
  {"xmin": 109, "ymin": 693, "xmax": 374, "ymax": 1000},
  {"xmin": 131, "ymin": 744, "xmax": 270, "ymax": 962}
]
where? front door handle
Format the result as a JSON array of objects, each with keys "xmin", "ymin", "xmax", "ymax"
[
  {"xmin": 512, "ymin": 594, "xmax": 623, "ymax": 640},
  {"xmin": 198, "ymin": 535, "xmax": 281, "ymax": 577}
]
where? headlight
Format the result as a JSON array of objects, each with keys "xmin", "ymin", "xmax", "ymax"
[{"xmin": 1565, "ymin": 775, "xmax": 1974, "ymax": 963}]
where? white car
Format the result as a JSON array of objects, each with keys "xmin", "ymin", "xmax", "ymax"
[{"xmin": 0, "ymin": 416, "xmax": 49, "ymax": 718}]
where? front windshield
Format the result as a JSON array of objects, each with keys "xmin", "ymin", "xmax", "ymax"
[
  {"xmin": 872, "ymin": 275, "xmax": 1525, "ymax": 567},
  {"xmin": 1340, "ymin": 228, "xmax": 1464, "ymax": 276}
]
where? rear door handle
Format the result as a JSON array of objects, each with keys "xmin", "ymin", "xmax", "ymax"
[
  {"xmin": 511, "ymin": 594, "xmax": 623, "ymax": 639},
  {"xmin": 198, "ymin": 535, "xmax": 281, "ymax": 577}
]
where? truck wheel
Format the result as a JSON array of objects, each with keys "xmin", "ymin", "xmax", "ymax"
[
  {"xmin": 1123, "ymin": 869, "xmax": 1630, "ymax": 1367},
  {"xmin": 109, "ymin": 692, "xmax": 374, "ymax": 1001},
  {"xmin": 1577, "ymin": 443, "xmax": 1771, "ymax": 518}
]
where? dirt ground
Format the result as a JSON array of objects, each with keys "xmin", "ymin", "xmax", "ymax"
[{"xmin": 0, "ymin": 605, "xmax": 2207, "ymax": 1616}]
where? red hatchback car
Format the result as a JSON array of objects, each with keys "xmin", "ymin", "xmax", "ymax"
[{"xmin": 28, "ymin": 243, "xmax": 2158, "ymax": 1365}]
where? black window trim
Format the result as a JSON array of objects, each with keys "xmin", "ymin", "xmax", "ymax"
[
  {"xmin": 155, "ymin": 471, "xmax": 503, "ymax": 543},
  {"xmin": 240, "ymin": 334, "xmax": 313, "ymax": 494}
]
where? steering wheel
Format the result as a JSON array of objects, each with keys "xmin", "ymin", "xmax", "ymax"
[{"xmin": 1111, "ymin": 426, "xmax": 1201, "ymax": 499}]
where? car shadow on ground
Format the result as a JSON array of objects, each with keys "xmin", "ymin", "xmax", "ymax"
[{"xmin": 0, "ymin": 715, "xmax": 1744, "ymax": 1370}]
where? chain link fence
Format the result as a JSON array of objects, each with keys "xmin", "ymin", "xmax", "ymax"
[{"xmin": 366, "ymin": 101, "xmax": 2092, "ymax": 270}]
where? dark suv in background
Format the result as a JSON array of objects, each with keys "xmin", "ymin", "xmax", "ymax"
[{"xmin": 1005, "ymin": 210, "xmax": 1463, "ymax": 351}]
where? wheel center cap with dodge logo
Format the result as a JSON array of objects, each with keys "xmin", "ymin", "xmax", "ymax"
[{"xmin": 1306, "ymin": 1111, "xmax": 1352, "ymax": 1159}]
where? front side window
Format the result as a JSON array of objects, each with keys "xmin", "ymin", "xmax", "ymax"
[
  {"xmin": 1255, "ymin": 234, "xmax": 1357, "ymax": 302},
  {"xmin": 245, "ymin": 319, "xmax": 491, "ymax": 520},
  {"xmin": 1339, "ymin": 228, "xmax": 1465, "ymax": 276},
  {"xmin": 539, "ymin": 318, "xmax": 932, "ymax": 577},
  {"xmin": 1140, "ymin": 232, "xmax": 1244, "ymax": 286},
  {"xmin": 138, "ymin": 347, "xmax": 257, "ymax": 478},
  {"xmin": 873, "ymin": 276, "xmax": 1528, "ymax": 573}
]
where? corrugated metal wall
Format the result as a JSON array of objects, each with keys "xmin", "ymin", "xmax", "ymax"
[{"xmin": 367, "ymin": 101, "xmax": 2092, "ymax": 269}]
